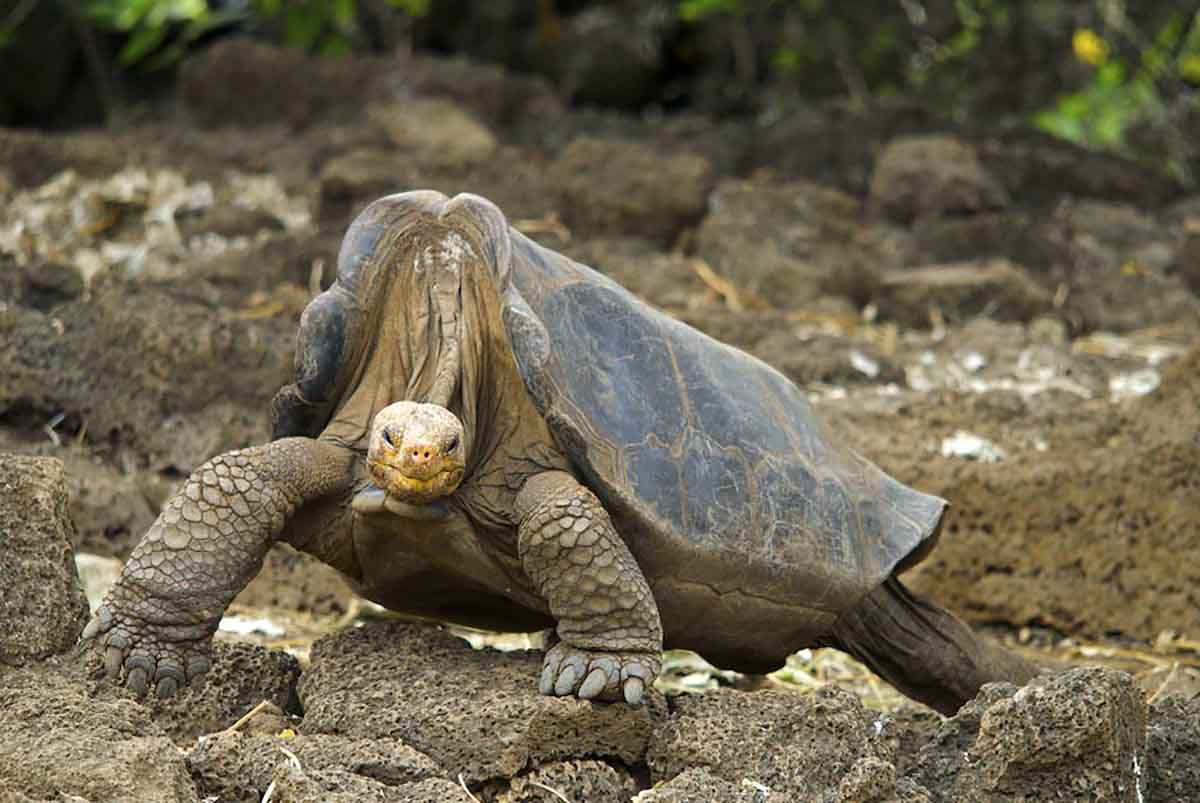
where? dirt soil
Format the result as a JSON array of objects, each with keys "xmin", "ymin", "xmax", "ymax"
[{"xmin": 1, "ymin": 37, "xmax": 1198, "ymax": 802}]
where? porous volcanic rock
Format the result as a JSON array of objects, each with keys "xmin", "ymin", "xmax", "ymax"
[
  {"xmin": 368, "ymin": 98, "xmax": 498, "ymax": 166},
  {"xmin": 0, "ymin": 274, "xmax": 294, "ymax": 473},
  {"xmin": 187, "ymin": 731, "xmax": 442, "ymax": 803},
  {"xmin": 875, "ymin": 258, "xmax": 1053, "ymax": 327},
  {"xmin": 265, "ymin": 763, "xmax": 476, "ymax": 803},
  {"xmin": 646, "ymin": 685, "xmax": 903, "ymax": 800},
  {"xmin": 549, "ymin": 135, "xmax": 714, "ymax": 245},
  {"xmin": 634, "ymin": 768, "xmax": 787, "ymax": 802},
  {"xmin": 869, "ymin": 134, "xmax": 1009, "ymax": 224},
  {"xmin": 693, "ymin": 177, "xmax": 880, "ymax": 310},
  {"xmin": 0, "ymin": 664, "xmax": 198, "ymax": 802},
  {"xmin": 0, "ymin": 453, "xmax": 89, "ymax": 665},
  {"xmin": 1146, "ymin": 694, "xmax": 1200, "ymax": 803},
  {"xmin": 298, "ymin": 622, "xmax": 663, "ymax": 785},
  {"xmin": 146, "ymin": 642, "xmax": 302, "ymax": 745},
  {"xmin": 905, "ymin": 667, "xmax": 1147, "ymax": 801},
  {"xmin": 495, "ymin": 759, "xmax": 640, "ymax": 803}
]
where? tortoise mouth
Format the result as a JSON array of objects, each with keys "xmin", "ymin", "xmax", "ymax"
[{"xmin": 367, "ymin": 459, "xmax": 465, "ymax": 503}]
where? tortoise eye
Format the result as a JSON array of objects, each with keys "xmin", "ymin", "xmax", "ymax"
[
  {"xmin": 382, "ymin": 428, "xmax": 397, "ymax": 447},
  {"xmin": 446, "ymin": 434, "xmax": 460, "ymax": 451}
]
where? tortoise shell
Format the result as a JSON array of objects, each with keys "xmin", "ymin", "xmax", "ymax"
[{"xmin": 273, "ymin": 191, "xmax": 946, "ymax": 621}]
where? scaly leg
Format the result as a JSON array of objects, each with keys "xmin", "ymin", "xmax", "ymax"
[
  {"xmin": 79, "ymin": 437, "xmax": 355, "ymax": 698},
  {"xmin": 516, "ymin": 471, "xmax": 662, "ymax": 705}
]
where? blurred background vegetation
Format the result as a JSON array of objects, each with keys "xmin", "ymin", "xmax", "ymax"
[{"xmin": 1, "ymin": 0, "xmax": 1197, "ymax": 182}]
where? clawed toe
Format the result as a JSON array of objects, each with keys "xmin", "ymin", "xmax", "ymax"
[
  {"xmin": 76, "ymin": 599, "xmax": 212, "ymax": 700},
  {"xmin": 539, "ymin": 643, "xmax": 659, "ymax": 706}
]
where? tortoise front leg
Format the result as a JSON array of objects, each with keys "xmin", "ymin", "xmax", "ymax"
[
  {"xmin": 516, "ymin": 471, "xmax": 663, "ymax": 705},
  {"xmin": 79, "ymin": 437, "xmax": 355, "ymax": 698}
]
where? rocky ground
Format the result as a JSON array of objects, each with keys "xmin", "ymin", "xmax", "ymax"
[{"xmin": 1, "ymin": 37, "xmax": 1199, "ymax": 802}]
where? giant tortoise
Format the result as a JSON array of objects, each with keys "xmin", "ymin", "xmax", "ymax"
[{"xmin": 82, "ymin": 191, "xmax": 1036, "ymax": 713}]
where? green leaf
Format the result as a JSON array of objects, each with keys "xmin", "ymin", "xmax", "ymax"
[
  {"xmin": 678, "ymin": 0, "xmax": 739, "ymax": 23},
  {"xmin": 387, "ymin": 0, "xmax": 430, "ymax": 16},
  {"xmin": 284, "ymin": 3, "xmax": 326, "ymax": 50},
  {"xmin": 331, "ymin": 0, "xmax": 356, "ymax": 29},
  {"xmin": 115, "ymin": 0, "xmax": 157, "ymax": 30},
  {"xmin": 118, "ymin": 22, "xmax": 169, "ymax": 65},
  {"xmin": 318, "ymin": 32, "xmax": 351, "ymax": 56}
]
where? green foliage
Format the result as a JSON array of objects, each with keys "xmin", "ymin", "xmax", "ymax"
[
  {"xmin": 85, "ymin": 0, "xmax": 246, "ymax": 66},
  {"xmin": 1033, "ymin": 61, "xmax": 1159, "ymax": 148},
  {"xmin": 678, "ymin": 0, "xmax": 743, "ymax": 23},
  {"xmin": 70, "ymin": 0, "xmax": 430, "ymax": 68},
  {"xmin": 1033, "ymin": 11, "xmax": 1200, "ymax": 152}
]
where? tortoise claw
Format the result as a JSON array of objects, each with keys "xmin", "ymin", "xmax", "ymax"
[
  {"xmin": 578, "ymin": 667, "xmax": 608, "ymax": 700},
  {"xmin": 126, "ymin": 665, "xmax": 150, "ymax": 697},
  {"xmin": 538, "ymin": 642, "xmax": 659, "ymax": 705},
  {"xmin": 155, "ymin": 676, "xmax": 179, "ymax": 699},
  {"xmin": 622, "ymin": 677, "xmax": 645, "ymax": 706},
  {"xmin": 77, "ymin": 586, "xmax": 217, "ymax": 700}
]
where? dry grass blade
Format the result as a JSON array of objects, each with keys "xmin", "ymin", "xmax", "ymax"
[
  {"xmin": 1060, "ymin": 641, "xmax": 1200, "ymax": 669},
  {"xmin": 231, "ymin": 300, "xmax": 290, "ymax": 320},
  {"xmin": 689, "ymin": 259, "xmax": 746, "ymax": 310},
  {"xmin": 215, "ymin": 699, "xmax": 273, "ymax": 735},
  {"xmin": 529, "ymin": 779, "xmax": 574, "ymax": 802},
  {"xmin": 458, "ymin": 772, "xmax": 482, "ymax": 802}
]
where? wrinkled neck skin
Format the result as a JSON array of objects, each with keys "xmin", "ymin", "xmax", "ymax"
[{"xmin": 330, "ymin": 219, "xmax": 556, "ymax": 528}]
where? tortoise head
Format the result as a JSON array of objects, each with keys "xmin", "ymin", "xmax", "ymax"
[{"xmin": 367, "ymin": 401, "xmax": 467, "ymax": 504}]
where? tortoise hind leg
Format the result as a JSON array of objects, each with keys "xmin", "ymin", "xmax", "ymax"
[{"xmin": 822, "ymin": 576, "xmax": 1039, "ymax": 716}]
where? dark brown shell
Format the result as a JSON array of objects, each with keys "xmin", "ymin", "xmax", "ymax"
[
  {"xmin": 502, "ymin": 227, "xmax": 946, "ymax": 615},
  {"xmin": 275, "ymin": 190, "xmax": 946, "ymax": 616}
]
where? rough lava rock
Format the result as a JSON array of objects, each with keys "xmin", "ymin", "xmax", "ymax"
[
  {"xmin": 494, "ymin": 759, "xmax": 640, "ymax": 803},
  {"xmin": 693, "ymin": 177, "xmax": 880, "ymax": 309},
  {"xmin": 1146, "ymin": 694, "xmax": 1200, "ymax": 803},
  {"xmin": 0, "ymin": 664, "xmax": 199, "ymax": 803},
  {"xmin": 0, "ymin": 453, "xmax": 89, "ymax": 665},
  {"xmin": 549, "ymin": 135, "xmax": 714, "ymax": 246},
  {"xmin": 870, "ymin": 134, "xmax": 1010, "ymax": 224},
  {"xmin": 187, "ymin": 731, "xmax": 443, "ymax": 802},
  {"xmin": 647, "ymin": 685, "xmax": 911, "ymax": 800},
  {"xmin": 298, "ymin": 622, "xmax": 663, "ymax": 785},
  {"xmin": 147, "ymin": 641, "xmax": 302, "ymax": 745},
  {"xmin": 634, "ymin": 767, "xmax": 788, "ymax": 802},
  {"xmin": 265, "ymin": 763, "xmax": 476, "ymax": 803},
  {"xmin": 368, "ymin": 98, "xmax": 498, "ymax": 166},
  {"xmin": 876, "ymin": 258, "xmax": 1053, "ymax": 327},
  {"xmin": 0, "ymin": 274, "xmax": 294, "ymax": 473},
  {"xmin": 906, "ymin": 667, "xmax": 1147, "ymax": 802}
]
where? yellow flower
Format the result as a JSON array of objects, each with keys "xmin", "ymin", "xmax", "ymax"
[
  {"xmin": 1073, "ymin": 29, "xmax": 1109, "ymax": 66},
  {"xmin": 1181, "ymin": 54, "xmax": 1200, "ymax": 83}
]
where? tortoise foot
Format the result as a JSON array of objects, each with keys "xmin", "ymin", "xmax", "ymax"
[
  {"xmin": 78, "ymin": 587, "xmax": 215, "ymax": 700},
  {"xmin": 537, "ymin": 641, "xmax": 660, "ymax": 706}
]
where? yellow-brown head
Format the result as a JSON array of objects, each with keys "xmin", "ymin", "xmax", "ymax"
[{"xmin": 367, "ymin": 401, "xmax": 467, "ymax": 504}]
